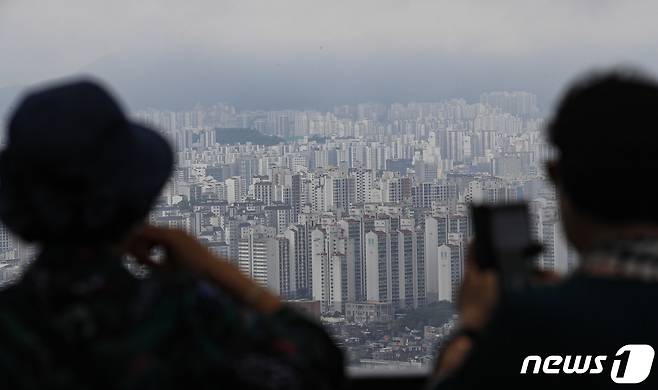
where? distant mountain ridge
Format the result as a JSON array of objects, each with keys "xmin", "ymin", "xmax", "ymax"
[{"xmin": 215, "ymin": 128, "xmax": 283, "ymax": 146}]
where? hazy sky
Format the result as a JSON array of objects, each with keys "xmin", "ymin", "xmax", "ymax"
[{"xmin": 2, "ymin": 0, "xmax": 658, "ymax": 113}]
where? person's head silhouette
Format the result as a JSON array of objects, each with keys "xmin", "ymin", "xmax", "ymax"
[
  {"xmin": 0, "ymin": 79, "xmax": 173, "ymax": 247},
  {"xmin": 547, "ymin": 70, "xmax": 658, "ymax": 251}
]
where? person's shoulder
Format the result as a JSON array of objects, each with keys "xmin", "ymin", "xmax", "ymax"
[
  {"xmin": 495, "ymin": 273, "xmax": 658, "ymax": 351},
  {"xmin": 0, "ymin": 283, "xmax": 26, "ymax": 309},
  {"xmin": 0, "ymin": 284, "xmax": 35, "ymax": 343},
  {"xmin": 485, "ymin": 275, "xmax": 597, "ymax": 343},
  {"xmin": 502, "ymin": 273, "xmax": 606, "ymax": 313},
  {"xmin": 504, "ymin": 272, "xmax": 658, "ymax": 314},
  {"xmin": 157, "ymin": 274, "xmax": 250, "ymax": 324}
]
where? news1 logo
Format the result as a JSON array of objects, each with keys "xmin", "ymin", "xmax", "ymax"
[{"xmin": 520, "ymin": 344, "xmax": 655, "ymax": 384}]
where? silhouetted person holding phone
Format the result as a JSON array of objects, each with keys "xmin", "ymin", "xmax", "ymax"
[
  {"xmin": 0, "ymin": 80, "xmax": 344, "ymax": 389},
  {"xmin": 432, "ymin": 71, "xmax": 658, "ymax": 389}
]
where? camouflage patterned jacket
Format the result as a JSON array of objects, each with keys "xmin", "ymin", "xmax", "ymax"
[{"xmin": 0, "ymin": 249, "xmax": 344, "ymax": 390}]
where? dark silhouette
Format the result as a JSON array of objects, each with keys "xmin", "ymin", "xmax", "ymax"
[
  {"xmin": 0, "ymin": 80, "xmax": 344, "ymax": 389},
  {"xmin": 433, "ymin": 71, "xmax": 658, "ymax": 389}
]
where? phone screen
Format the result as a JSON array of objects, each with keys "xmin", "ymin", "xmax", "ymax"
[
  {"xmin": 471, "ymin": 203, "xmax": 534, "ymax": 288},
  {"xmin": 490, "ymin": 207, "xmax": 531, "ymax": 254}
]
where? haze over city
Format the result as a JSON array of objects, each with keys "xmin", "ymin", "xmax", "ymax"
[{"xmin": 3, "ymin": 0, "xmax": 658, "ymax": 115}]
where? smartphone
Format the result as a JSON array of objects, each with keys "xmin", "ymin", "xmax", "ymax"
[{"xmin": 471, "ymin": 203, "xmax": 538, "ymax": 289}]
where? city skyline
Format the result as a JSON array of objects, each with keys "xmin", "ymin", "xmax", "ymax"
[
  {"xmin": 4, "ymin": 1, "xmax": 658, "ymax": 117},
  {"xmin": 125, "ymin": 89, "xmax": 570, "ymax": 368},
  {"xmin": 0, "ymin": 87, "xmax": 576, "ymax": 370}
]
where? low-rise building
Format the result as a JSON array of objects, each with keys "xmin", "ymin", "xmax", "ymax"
[{"xmin": 345, "ymin": 301, "xmax": 393, "ymax": 324}]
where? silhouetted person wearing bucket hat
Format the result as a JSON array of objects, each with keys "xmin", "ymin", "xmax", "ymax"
[{"xmin": 0, "ymin": 80, "xmax": 344, "ymax": 390}]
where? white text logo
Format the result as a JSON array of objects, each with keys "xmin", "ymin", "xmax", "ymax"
[{"xmin": 520, "ymin": 344, "xmax": 654, "ymax": 384}]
